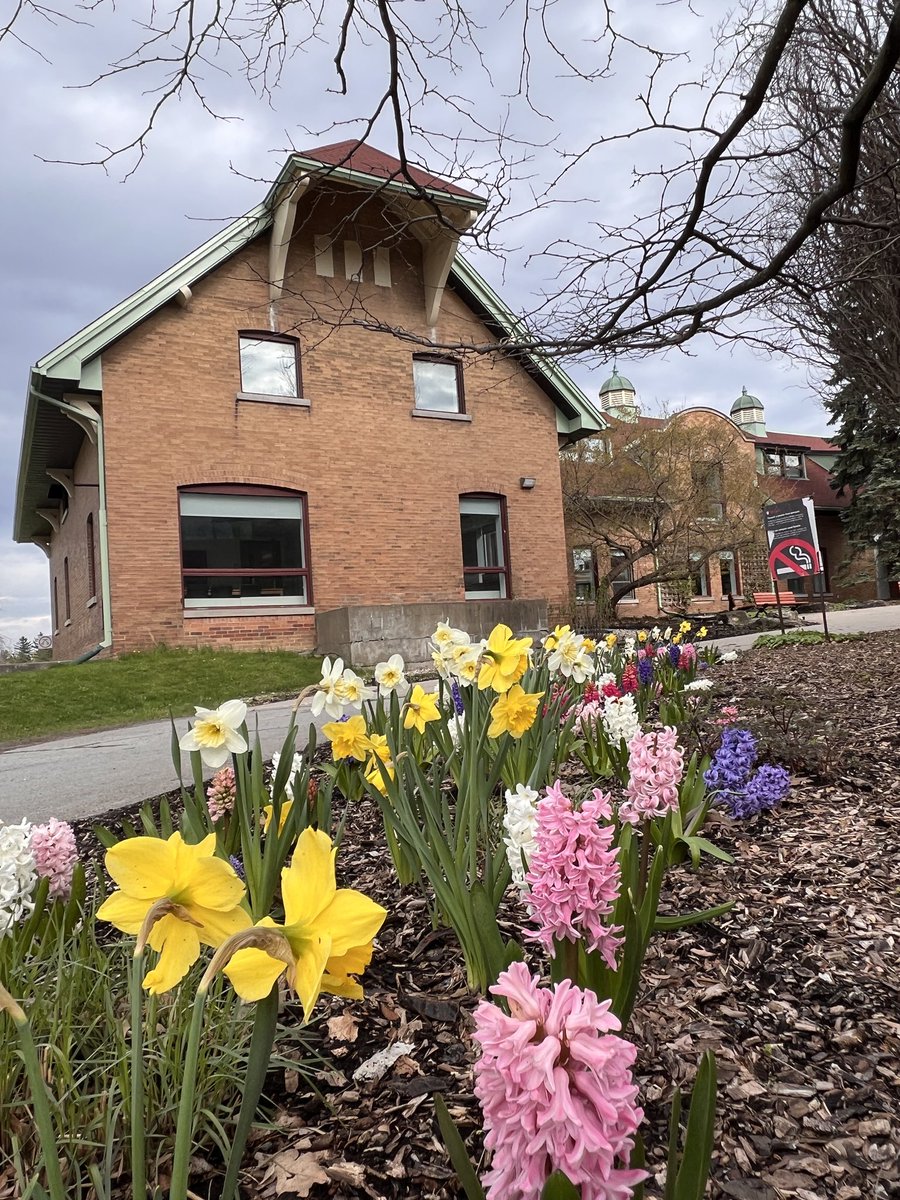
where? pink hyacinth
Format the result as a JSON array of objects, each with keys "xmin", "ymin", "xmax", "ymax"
[
  {"xmin": 621, "ymin": 663, "xmax": 638, "ymax": 694},
  {"xmin": 29, "ymin": 819, "xmax": 78, "ymax": 899},
  {"xmin": 525, "ymin": 782, "xmax": 622, "ymax": 968},
  {"xmin": 582, "ymin": 681, "xmax": 600, "ymax": 705},
  {"xmin": 619, "ymin": 728, "xmax": 685, "ymax": 825},
  {"xmin": 206, "ymin": 766, "xmax": 237, "ymax": 822},
  {"xmin": 575, "ymin": 699, "xmax": 603, "ymax": 734},
  {"xmin": 679, "ymin": 643, "xmax": 697, "ymax": 669},
  {"xmin": 473, "ymin": 961, "xmax": 647, "ymax": 1200},
  {"xmin": 715, "ymin": 705, "xmax": 739, "ymax": 727}
]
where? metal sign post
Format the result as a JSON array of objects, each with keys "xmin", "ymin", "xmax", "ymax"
[{"xmin": 773, "ymin": 577, "xmax": 786, "ymax": 635}]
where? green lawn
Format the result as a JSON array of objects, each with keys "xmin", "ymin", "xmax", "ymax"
[{"xmin": 0, "ymin": 646, "xmax": 322, "ymax": 744}]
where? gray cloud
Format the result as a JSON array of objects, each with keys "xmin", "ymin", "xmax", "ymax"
[{"xmin": 0, "ymin": 2, "xmax": 827, "ymax": 641}]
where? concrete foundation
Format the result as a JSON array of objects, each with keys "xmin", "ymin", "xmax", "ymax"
[{"xmin": 315, "ymin": 599, "xmax": 549, "ymax": 667}]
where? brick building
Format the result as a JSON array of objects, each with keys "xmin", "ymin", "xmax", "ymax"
[
  {"xmin": 566, "ymin": 373, "xmax": 883, "ymax": 621},
  {"xmin": 13, "ymin": 143, "xmax": 602, "ymax": 662}
]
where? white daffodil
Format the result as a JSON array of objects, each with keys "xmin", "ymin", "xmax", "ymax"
[
  {"xmin": 310, "ymin": 657, "xmax": 347, "ymax": 720},
  {"xmin": 684, "ymin": 679, "xmax": 714, "ymax": 692},
  {"xmin": 432, "ymin": 621, "xmax": 470, "ymax": 649},
  {"xmin": 336, "ymin": 669, "xmax": 376, "ymax": 710},
  {"xmin": 502, "ymin": 785, "xmax": 541, "ymax": 888},
  {"xmin": 447, "ymin": 641, "xmax": 480, "ymax": 686},
  {"xmin": 623, "ymin": 637, "xmax": 636, "ymax": 658},
  {"xmin": 663, "ymin": 626, "xmax": 672, "ymax": 641},
  {"xmin": 179, "ymin": 698, "xmax": 248, "ymax": 769},
  {"xmin": 547, "ymin": 630, "xmax": 594, "ymax": 681},
  {"xmin": 270, "ymin": 749, "xmax": 305, "ymax": 800},
  {"xmin": 431, "ymin": 646, "xmax": 452, "ymax": 680},
  {"xmin": 650, "ymin": 626, "xmax": 661, "ymax": 641},
  {"xmin": 374, "ymin": 654, "xmax": 410, "ymax": 697}
]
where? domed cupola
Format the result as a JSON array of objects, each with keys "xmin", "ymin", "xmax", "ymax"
[
  {"xmin": 730, "ymin": 386, "xmax": 766, "ymax": 436},
  {"xmin": 599, "ymin": 364, "xmax": 639, "ymax": 422}
]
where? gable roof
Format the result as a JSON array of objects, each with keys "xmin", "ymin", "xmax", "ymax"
[
  {"xmin": 753, "ymin": 429, "xmax": 838, "ymax": 453},
  {"xmin": 15, "ymin": 145, "xmax": 602, "ymax": 542}
]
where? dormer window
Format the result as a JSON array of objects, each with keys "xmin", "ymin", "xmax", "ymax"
[{"xmin": 763, "ymin": 448, "xmax": 805, "ymax": 479}]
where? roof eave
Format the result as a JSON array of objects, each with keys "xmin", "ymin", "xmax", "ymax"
[{"xmin": 270, "ymin": 154, "xmax": 488, "ymax": 212}]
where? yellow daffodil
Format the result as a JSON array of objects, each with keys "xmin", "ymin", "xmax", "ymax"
[
  {"xmin": 262, "ymin": 799, "xmax": 294, "ymax": 835},
  {"xmin": 679, "ymin": 620, "xmax": 692, "ymax": 634},
  {"xmin": 487, "ymin": 684, "xmax": 545, "ymax": 739},
  {"xmin": 605, "ymin": 633, "xmax": 618, "ymax": 648},
  {"xmin": 637, "ymin": 630, "xmax": 648, "ymax": 643},
  {"xmin": 477, "ymin": 624, "xmax": 532, "ymax": 693},
  {"xmin": 698, "ymin": 625, "xmax": 708, "ymax": 639},
  {"xmin": 364, "ymin": 756, "xmax": 395, "ymax": 796},
  {"xmin": 96, "ymin": 833, "xmax": 250, "ymax": 994},
  {"xmin": 403, "ymin": 684, "xmax": 441, "ymax": 734},
  {"xmin": 178, "ymin": 699, "xmax": 247, "ymax": 769},
  {"xmin": 222, "ymin": 829, "xmax": 386, "ymax": 1019},
  {"xmin": 583, "ymin": 637, "xmax": 597, "ymax": 652},
  {"xmin": 672, "ymin": 632, "xmax": 683, "ymax": 645},
  {"xmin": 322, "ymin": 714, "xmax": 370, "ymax": 761},
  {"xmin": 543, "ymin": 624, "xmax": 570, "ymax": 653}
]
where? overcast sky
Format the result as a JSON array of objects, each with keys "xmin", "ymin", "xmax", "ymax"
[{"xmin": 0, "ymin": 1, "xmax": 829, "ymax": 646}]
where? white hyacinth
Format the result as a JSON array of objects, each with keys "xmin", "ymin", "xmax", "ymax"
[
  {"xmin": 0, "ymin": 821, "xmax": 37, "ymax": 938},
  {"xmin": 720, "ymin": 650, "xmax": 738, "ymax": 663},
  {"xmin": 601, "ymin": 694, "xmax": 642, "ymax": 746},
  {"xmin": 684, "ymin": 679, "xmax": 714, "ymax": 692},
  {"xmin": 502, "ymin": 784, "xmax": 541, "ymax": 888},
  {"xmin": 447, "ymin": 712, "xmax": 466, "ymax": 747},
  {"xmin": 270, "ymin": 749, "xmax": 306, "ymax": 800}
]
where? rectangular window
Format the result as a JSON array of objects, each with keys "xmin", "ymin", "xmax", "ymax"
[
  {"xmin": 764, "ymin": 447, "xmax": 805, "ymax": 478},
  {"xmin": 180, "ymin": 491, "xmax": 310, "ymax": 607},
  {"xmin": 610, "ymin": 547, "xmax": 635, "ymax": 599},
  {"xmin": 86, "ymin": 513, "xmax": 97, "ymax": 600},
  {"xmin": 52, "ymin": 576, "xmax": 58, "ymax": 633},
  {"xmin": 238, "ymin": 334, "xmax": 300, "ymax": 398},
  {"xmin": 690, "ymin": 554, "xmax": 710, "ymax": 597},
  {"xmin": 63, "ymin": 557, "xmax": 71, "ymax": 621},
  {"xmin": 572, "ymin": 547, "xmax": 595, "ymax": 602},
  {"xmin": 719, "ymin": 550, "xmax": 739, "ymax": 596},
  {"xmin": 460, "ymin": 495, "xmax": 509, "ymax": 598},
  {"xmin": 414, "ymin": 356, "xmax": 464, "ymax": 414}
]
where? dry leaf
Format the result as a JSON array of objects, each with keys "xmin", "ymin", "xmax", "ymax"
[
  {"xmin": 327, "ymin": 1013, "xmax": 359, "ymax": 1043},
  {"xmin": 268, "ymin": 1149, "xmax": 329, "ymax": 1197}
]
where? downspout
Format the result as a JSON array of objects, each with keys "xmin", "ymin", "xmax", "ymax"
[{"xmin": 30, "ymin": 387, "xmax": 113, "ymax": 654}]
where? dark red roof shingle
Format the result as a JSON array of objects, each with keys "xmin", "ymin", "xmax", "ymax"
[{"xmin": 299, "ymin": 140, "xmax": 483, "ymax": 202}]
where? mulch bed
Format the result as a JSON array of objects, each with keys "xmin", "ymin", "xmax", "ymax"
[{"xmin": 73, "ymin": 632, "xmax": 900, "ymax": 1199}]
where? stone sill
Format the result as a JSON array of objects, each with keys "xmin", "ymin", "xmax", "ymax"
[
  {"xmin": 86, "ymin": 596, "xmax": 97, "ymax": 609},
  {"xmin": 410, "ymin": 408, "xmax": 472, "ymax": 423},
  {"xmin": 236, "ymin": 392, "xmax": 311, "ymax": 408},
  {"xmin": 184, "ymin": 606, "xmax": 316, "ymax": 619}
]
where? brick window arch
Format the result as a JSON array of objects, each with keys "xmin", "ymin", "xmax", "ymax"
[{"xmin": 178, "ymin": 484, "xmax": 312, "ymax": 607}]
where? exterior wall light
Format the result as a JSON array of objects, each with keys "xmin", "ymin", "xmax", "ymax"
[{"xmin": 520, "ymin": 476, "xmax": 536, "ymax": 490}]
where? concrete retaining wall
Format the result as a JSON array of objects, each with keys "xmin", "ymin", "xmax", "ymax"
[{"xmin": 316, "ymin": 599, "xmax": 549, "ymax": 667}]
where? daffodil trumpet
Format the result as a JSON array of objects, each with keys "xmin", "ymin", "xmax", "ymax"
[{"xmin": 0, "ymin": 980, "xmax": 66, "ymax": 1200}]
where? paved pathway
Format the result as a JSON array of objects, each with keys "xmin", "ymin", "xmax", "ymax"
[{"xmin": 2, "ymin": 605, "xmax": 898, "ymax": 825}]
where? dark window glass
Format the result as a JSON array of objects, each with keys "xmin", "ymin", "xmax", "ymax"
[
  {"xmin": 239, "ymin": 336, "xmax": 299, "ymax": 397},
  {"xmin": 414, "ymin": 357, "xmax": 462, "ymax": 413},
  {"xmin": 610, "ymin": 547, "xmax": 634, "ymax": 598},
  {"xmin": 86, "ymin": 513, "xmax": 97, "ymax": 599},
  {"xmin": 460, "ymin": 495, "xmax": 508, "ymax": 598},
  {"xmin": 719, "ymin": 551, "xmax": 738, "ymax": 596},
  {"xmin": 63, "ymin": 557, "xmax": 71, "ymax": 620},
  {"xmin": 180, "ymin": 492, "xmax": 310, "ymax": 606},
  {"xmin": 52, "ymin": 577, "xmax": 58, "ymax": 632},
  {"xmin": 690, "ymin": 555, "xmax": 710, "ymax": 597}
]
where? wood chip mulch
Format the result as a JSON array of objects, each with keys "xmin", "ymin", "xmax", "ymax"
[{"xmin": 82, "ymin": 632, "xmax": 900, "ymax": 1199}]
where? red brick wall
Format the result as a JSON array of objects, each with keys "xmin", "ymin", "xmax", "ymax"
[
  {"xmin": 94, "ymin": 187, "xmax": 570, "ymax": 654},
  {"xmin": 48, "ymin": 440, "xmax": 105, "ymax": 659}
]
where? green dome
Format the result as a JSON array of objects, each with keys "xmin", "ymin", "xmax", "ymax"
[
  {"xmin": 731, "ymin": 385, "xmax": 762, "ymax": 413},
  {"xmin": 599, "ymin": 370, "xmax": 635, "ymax": 394}
]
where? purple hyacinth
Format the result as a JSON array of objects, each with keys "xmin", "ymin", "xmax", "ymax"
[
  {"xmin": 450, "ymin": 680, "xmax": 465, "ymax": 715},
  {"xmin": 637, "ymin": 655, "xmax": 654, "ymax": 685},
  {"xmin": 727, "ymin": 765, "xmax": 791, "ymax": 818},
  {"xmin": 668, "ymin": 643, "xmax": 681, "ymax": 666},
  {"xmin": 229, "ymin": 855, "xmax": 245, "ymax": 880},
  {"xmin": 704, "ymin": 728, "xmax": 758, "ymax": 792}
]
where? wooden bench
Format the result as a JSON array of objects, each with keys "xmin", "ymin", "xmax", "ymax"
[{"xmin": 751, "ymin": 590, "xmax": 798, "ymax": 610}]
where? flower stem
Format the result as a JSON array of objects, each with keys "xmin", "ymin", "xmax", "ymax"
[
  {"xmin": 169, "ymin": 985, "xmax": 209, "ymax": 1200},
  {"xmin": 130, "ymin": 951, "xmax": 146, "ymax": 1199},
  {"xmin": 0, "ymin": 986, "xmax": 66, "ymax": 1200},
  {"xmin": 637, "ymin": 823, "xmax": 651, "ymax": 904},
  {"xmin": 220, "ymin": 983, "xmax": 279, "ymax": 1200}
]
